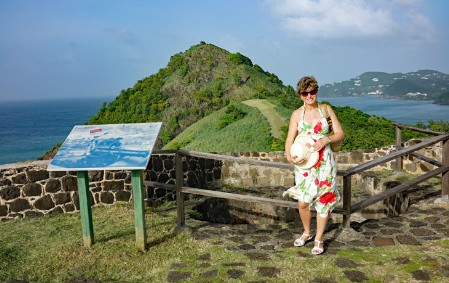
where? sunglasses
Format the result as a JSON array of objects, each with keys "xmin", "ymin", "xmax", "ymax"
[{"xmin": 300, "ymin": 89, "xmax": 318, "ymax": 97}]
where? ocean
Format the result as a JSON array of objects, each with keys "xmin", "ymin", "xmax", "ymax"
[
  {"xmin": 322, "ymin": 96, "xmax": 449, "ymax": 124},
  {"xmin": 0, "ymin": 97, "xmax": 112, "ymax": 165},
  {"xmin": 0, "ymin": 96, "xmax": 448, "ymax": 165}
]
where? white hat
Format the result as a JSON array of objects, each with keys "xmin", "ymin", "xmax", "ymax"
[{"xmin": 290, "ymin": 135, "xmax": 319, "ymax": 169}]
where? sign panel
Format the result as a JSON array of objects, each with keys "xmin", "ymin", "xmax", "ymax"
[{"xmin": 47, "ymin": 122, "xmax": 162, "ymax": 171}]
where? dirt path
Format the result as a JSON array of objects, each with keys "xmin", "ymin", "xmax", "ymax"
[{"xmin": 242, "ymin": 99, "xmax": 286, "ymax": 139}]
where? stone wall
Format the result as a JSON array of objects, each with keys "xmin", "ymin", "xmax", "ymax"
[
  {"xmin": 0, "ymin": 139, "xmax": 442, "ymax": 221},
  {"xmin": 0, "ymin": 151, "xmax": 225, "ymax": 221},
  {"xmin": 221, "ymin": 138, "xmax": 442, "ymax": 188}
]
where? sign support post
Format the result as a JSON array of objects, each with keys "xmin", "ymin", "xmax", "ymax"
[
  {"xmin": 132, "ymin": 170, "xmax": 147, "ymax": 251},
  {"xmin": 77, "ymin": 171, "xmax": 94, "ymax": 247},
  {"xmin": 47, "ymin": 122, "xmax": 162, "ymax": 251}
]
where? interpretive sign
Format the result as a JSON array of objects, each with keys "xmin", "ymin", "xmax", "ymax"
[
  {"xmin": 46, "ymin": 122, "xmax": 162, "ymax": 251},
  {"xmin": 47, "ymin": 122, "xmax": 162, "ymax": 171}
]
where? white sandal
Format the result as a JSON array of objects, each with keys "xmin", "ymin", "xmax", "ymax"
[
  {"xmin": 311, "ymin": 239, "xmax": 324, "ymax": 255},
  {"xmin": 293, "ymin": 233, "xmax": 313, "ymax": 247}
]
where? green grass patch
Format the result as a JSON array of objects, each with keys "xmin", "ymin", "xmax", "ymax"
[{"xmin": 1, "ymin": 204, "xmax": 448, "ymax": 282}]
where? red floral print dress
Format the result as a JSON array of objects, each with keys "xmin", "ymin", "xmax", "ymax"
[{"xmin": 283, "ymin": 105, "xmax": 340, "ymax": 218}]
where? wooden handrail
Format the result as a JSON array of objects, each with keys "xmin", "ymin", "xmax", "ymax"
[
  {"xmin": 176, "ymin": 149, "xmax": 348, "ymax": 176},
  {"xmin": 150, "ymin": 123, "xmax": 449, "ymax": 229},
  {"xmin": 392, "ymin": 122, "xmax": 445, "ymax": 136},
  {"xmin": 345, "ymin": 134, "xmax": 448, "ymax": 176},
  {"xmin": 351, "ymin": 166, "xmax": 449, "ymax": 212}
]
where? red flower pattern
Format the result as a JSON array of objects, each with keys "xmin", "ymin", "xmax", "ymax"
[
  {"xmin": 303, "ymin": 172, "xmax": 308, "ymax": 177},
  {"xmin": 313, "ymin": 122, "xmax": 322, "ymax": 134},
  {"xmin": 319, "ymin": 180, "xmax": 332, "ymax": 188},
  {"xmin": 319, "ymin": 192, "xmax": 336, "ymax": 205},
  {"xmin": 312, "ymin": 146, "xmax": 325, "ymax": 168}
]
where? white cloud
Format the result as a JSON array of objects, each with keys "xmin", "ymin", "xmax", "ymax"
[{"xmin": 265, "ymin": 0, "xmax": 437, "ymax": 41}]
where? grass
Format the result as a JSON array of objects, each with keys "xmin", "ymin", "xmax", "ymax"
[
  {"xmin": 1, "ymin": 202, "xmax": 448, "ymax": 282},
  {"xmin": 164, "ymin": 102, "xmax": 276, "ymax": 152}
]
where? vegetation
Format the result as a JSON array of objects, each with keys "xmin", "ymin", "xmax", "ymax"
[
  {"xmin": 39, "ymin": 42, "xmax": 447, "ymax": 159},
  {"xmin": 1, "ymin": 203, "xmax": 448, "ymax": 282}
]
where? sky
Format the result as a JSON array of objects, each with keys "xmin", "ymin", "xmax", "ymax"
[{"xmin": 1, "ymin": 0, "xmax": 448, "ymax": 101}]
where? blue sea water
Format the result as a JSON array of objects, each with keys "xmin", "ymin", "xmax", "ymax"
[
  {"xmin": 321, "ymin": 96, "xmax": 449, "ymax": 124},
  {"xmin": 0, "ymin": 96, "xmax": 448, "ymax": 165},
  {"xmin": 0, "ymin": 97, "xmax": 112, "ymax": 165}
]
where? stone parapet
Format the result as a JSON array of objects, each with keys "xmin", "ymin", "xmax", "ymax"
[{"xmin": 0, "ymin": 138, "xmax": 442, "ymax": 221}]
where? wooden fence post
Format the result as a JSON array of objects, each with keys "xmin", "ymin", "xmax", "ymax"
[
  {"xmin": 342, "ymin": 175, "xmax": 352, "ymax": 228},
  {"xmin": 395, "ymin": 125, "xmax": 403, "ymax": 172},
  {"xmin": 176, "ymin": 151, "xmax": 186, "ymax": 227},
  {"xmin": 442, "ymin": 138, "xmax": 449, "ymax": 197}
]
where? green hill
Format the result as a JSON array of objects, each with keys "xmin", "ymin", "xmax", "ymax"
[
  {"xmin": 87, "ymin": 42, "xmax": 297, "ymax": 148},
  {"xmin": 319, "ymin": 70, "xmax": 449, "ymax": 101},
  {"xmin": 81, "ymin": 42, "xmax": 436, "ymax": 154}
]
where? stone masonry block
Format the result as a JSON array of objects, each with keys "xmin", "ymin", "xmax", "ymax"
[
  {"xmin": 23, "ymin": 183, "xmax": 42, "ymax": 197},
  {"xmin": 61, "ymin": 176, "xmax": 77, "ymax": 192},
  {"xmin": 103, "ymin": 180, "xmax": 124, "ymax": 191},
  {"xmin": 26, "ymin": 170, "xmax": 49, "ymax": 182},
  {"xmin": 33, "ymin": 195, "xmax": 55, "ymax": 211},
  {"xmin": 0, "ymin": 186, "xmax": 20, "ymax": 200},
  {"xmin": 45, "ymin": 179, "xmax": 61, "ymax": 193},
  {"xmin": 0, "ymin": 205, "xmax": 7, "ymax": 216},
  {"xmin": 115, "ymin": 190, "xmax": 131, "ymax": 202},
  {"xmin": 89, "ymin": 171, "xmax": 104, "ymax": 182},
  {"xmin": 12, "ymin": 173, "xmax": 27, "ymax": 184},
  {"xmin": 9, "ymin": 198, "xmax": 31, "ymax": 212},
  {"xmin": 100, "ymin": 191, "xmax": 114, "ymax": 204},
  {"xmin": 54, "ymin": 192, "xmax": 71, "ymax": 205},
  {"xmin": 0, "ymin": 178, "xmax": 12, "ymax": 186}
]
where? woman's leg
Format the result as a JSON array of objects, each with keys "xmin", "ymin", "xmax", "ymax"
[
  {"xmin": 313, "ymin": 215, "xmax": 328, "ymax": 252},
  {"xmin": 298, "ymin": 202, "xmax": 312, "ymax": 236},
  {"xmin": 315, "ymin": 215, "xmax": 328, "ymax": 240}
]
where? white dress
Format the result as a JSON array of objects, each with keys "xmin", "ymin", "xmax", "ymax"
[{"xmin": 283, "ymin": 106, "xmax": 340, "ymax": 218}]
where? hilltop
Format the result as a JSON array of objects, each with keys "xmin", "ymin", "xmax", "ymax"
[
  {"xmin": 87, "ymin": 42, "xmax": 297, "ymax": 149},
  {"xmin": 319, "ymin": 70, "xmax": 449, "ymax": 103},
  {"xmin": 83, "ymin": 42, "xmax": 435, "ymax": 153}
]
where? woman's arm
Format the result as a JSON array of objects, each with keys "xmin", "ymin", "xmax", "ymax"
[{"xmin": 285, "ymin": 108, "xmax": 301, "ymax": 163}]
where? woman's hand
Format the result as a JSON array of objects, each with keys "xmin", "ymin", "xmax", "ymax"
[
  {"xmin": 312, "ymin": 138, "xmax": 329, "ymax": 152},
  {"xmin": 291, "ymin": 155, "xmax": 306, "ymax": 165}
]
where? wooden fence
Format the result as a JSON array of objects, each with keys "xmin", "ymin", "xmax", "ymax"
[{"xmin": 144, "ymin": 123, "xmax": 449, "ymax": 229}]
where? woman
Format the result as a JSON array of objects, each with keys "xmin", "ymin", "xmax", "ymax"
[{"xmin": 283, "ymin": 76, "xmax": 344, "ymax": 255}]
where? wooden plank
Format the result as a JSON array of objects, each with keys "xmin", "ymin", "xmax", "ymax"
[
  {"xmin": 395, "ymin": 126, "xmax": 403, "ymax": 172},
  {"xmin": 392, "ymin": 123, "xmax": 445, "ymax": 136},
  {"xmin": 182, "ymin": 187, "xmax": 298, "ymax": 208},
  {"xmin": 409, "ymin": 152, "xmax": 442, "ymax": 167},
  {"xmin": 132, "ymin": 170, "xmax": 147, "ymax": 251},
  {"xmin": 76, "ymin": 171, "xmax": 94, "ymax": 247},
  {"xmin": 175, "ymin": 152, "xmax": 185, "ymax": 227},
  {"xmin": 342, "ymin": 175, "xmax": 352, "ymax": 228},
  {"xmin": 351, "ymin": 166, "xmax": 449, "ymax": 212},
  {"xmin": 144, "ymin": 181, "xmax": 176, "ymax": 191},
  {"xmin": 177, "ymin": 149, "xmax": 293, "ymax": 169},
  {"xmin": 177, "ymin": 149, "xmax": 348, "ymax": 176},
  {"xmin": 443, "ymin": 139, "xmax": 449, "ymax": 196},
  {"xmin": 346, "ymin": 135, "xmax": 449, "ymax": 175}
]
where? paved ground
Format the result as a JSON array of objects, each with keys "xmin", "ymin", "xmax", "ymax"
[
  {"xmin": 164, "ymin": 195, "xmax": 449, "ymax": 283},
  {"xmin": 8, "ymin": 194, "xmax": 448, "ymax": 283}
]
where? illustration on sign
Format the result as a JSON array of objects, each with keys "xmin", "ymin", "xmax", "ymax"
[{"xmin": 47, "ymin": 122, "xmax": 162, "ymax": 171}]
